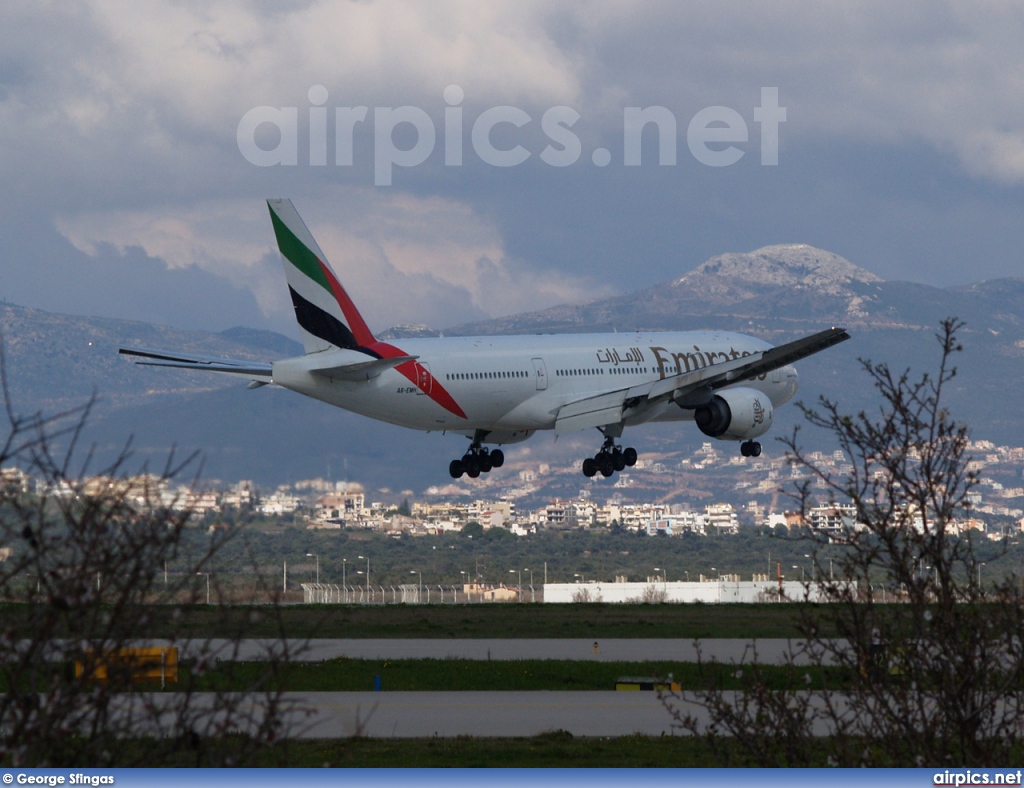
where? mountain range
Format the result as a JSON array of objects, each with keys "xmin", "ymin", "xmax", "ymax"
[{"xmin": 2, "ymin": 244, "xmax": 1022, "ymax": 494}]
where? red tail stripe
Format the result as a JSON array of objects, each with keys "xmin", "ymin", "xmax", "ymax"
[
  {"xmin": 370, "ymin": 341, "xmax": 468, "ymax": 420},
  {"xmin": 318, "ymin": 260, "xmax": 376, "ymax": 347}
]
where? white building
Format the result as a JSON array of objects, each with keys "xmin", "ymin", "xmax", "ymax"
[
  {"xmin": 705, "ymin": 503, "xmax": 738, "ymax": 534},
  {"xmin": 259, "ymin": 492, "xmax": 299, "ymax": 516},
  {"xmin": 543, "ymin": 577, "xmax": 831, "ymax": 604}
]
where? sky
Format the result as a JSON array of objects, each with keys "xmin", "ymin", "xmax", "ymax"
[{"xmin": 2, "ymin": 1, "xmax": 1023, "ymax": 338}]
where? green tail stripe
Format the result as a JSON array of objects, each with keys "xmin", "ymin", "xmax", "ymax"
[{"xmin": 269, "ymin": 207, "xmax": 332, "ymax": 295}]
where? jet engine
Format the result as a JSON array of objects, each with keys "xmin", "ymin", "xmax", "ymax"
[{"xmin": 692, "ymin": 387, "xmax": 773, "ymax": 440}]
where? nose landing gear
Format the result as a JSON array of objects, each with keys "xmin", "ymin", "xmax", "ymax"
[{"xmin": 582, "ymin": 436, "xmax": 637, "ymax": 478}]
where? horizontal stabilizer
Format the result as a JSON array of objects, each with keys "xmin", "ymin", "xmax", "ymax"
[
  {"xmin": 309, "ymin": 353, "xmax": 418, "ymax": 381},
  {"xmin": 119, "ymin": 347, "xmax": 273, "ymax": 381}
]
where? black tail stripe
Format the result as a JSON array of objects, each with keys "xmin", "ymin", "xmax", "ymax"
[{"xmin": 289, "ymin": 286, "xmax": 358, "ymax": 350}]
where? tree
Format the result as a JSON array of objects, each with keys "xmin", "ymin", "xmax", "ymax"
[
  {"xmin": 662, "ymin": 319, "xmax": 1024, "ymax": 766},
  {"xmin": 0, "ymin": 352, "xmax": 302, "ymax": 766}
]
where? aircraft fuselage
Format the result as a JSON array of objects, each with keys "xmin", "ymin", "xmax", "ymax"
[{"xmin": 272, "ymin": 330, "xmax": 798, "ymax": 442}]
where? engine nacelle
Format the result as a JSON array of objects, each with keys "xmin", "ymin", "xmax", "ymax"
[{"xmin": 692, "ymin": 387, "xmax": 773, "ymax": 440}]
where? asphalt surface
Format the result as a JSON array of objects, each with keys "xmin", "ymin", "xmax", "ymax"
[{"xmin": 290, "ymin": 690, "xmax": 694, "ymax": 737}]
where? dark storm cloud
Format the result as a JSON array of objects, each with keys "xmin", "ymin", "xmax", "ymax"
[{"xmin": 1, "ymin": 1, "xmax": 1022, "ymax": 335}]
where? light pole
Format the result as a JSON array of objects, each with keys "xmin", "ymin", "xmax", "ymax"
[
  {"xmin": 307, "ymin": 552, "xmax": 319, "ymax": 584},
  {"xmin": 684, "ymin": 570, "xmax": 690, "ymax": 582},
  {"xmin": 342, "ymin": 558, "xmax": 347, "ymax": 603},
  {"xmin": 196, "ymin": 572, "xmax": 210, "ymax": 604},
  {"xmin": 711, "ymin": 566, "xmax": 717, "ymax": 581},
  {"xmin": 358, "ymin": 554, "xmax": 370, "ymax": 603},
  {"xmin": 978, "ymin": 562, "xmax": 985, "ymax": 593},
  {"xmin": 524, "ymin": 568, "xmax": 534, "ymax": 602},
  {"xmin": 509, "ymin": 569, "xmax": 522, "ymax": 602},
  {"xmin": 793, "ymin": 564, "xmax": 804, "ymax": 582},
  {"xmin": 654, "ymin": 566, "xmax": 667, "ymax": 599},
  {"xmin": 411, "ymin": 570, "xmax": 422, "ymax": 603}
]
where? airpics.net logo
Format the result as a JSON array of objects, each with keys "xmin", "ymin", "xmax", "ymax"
[{"xmin": 236, "ymin": 85, "xmax": 786, "ymax": 185}]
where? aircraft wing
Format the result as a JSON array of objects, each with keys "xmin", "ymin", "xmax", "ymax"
[
  {"xmin": 119, "ymin": 347, "xmax": 274, "ymax": 383},
  {"xmin": 554, "ymin": 327, "xmax": 850, "ymax": 435}
]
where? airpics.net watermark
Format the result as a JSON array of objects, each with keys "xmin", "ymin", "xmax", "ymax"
[{"xmin": 237, "ymin": 85, "xmax": 786, "ymax": 186}]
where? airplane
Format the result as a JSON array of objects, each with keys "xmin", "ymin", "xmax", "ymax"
[{"xmin": 120, "ymin": 199, "xmax": 850, "ymax": 480}]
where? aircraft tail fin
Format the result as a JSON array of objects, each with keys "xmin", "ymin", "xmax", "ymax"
[{"xmin": 267, "ymin": 198, "xmax": 377, "ymax": 355}]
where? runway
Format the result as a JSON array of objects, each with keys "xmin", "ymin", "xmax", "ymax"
[
  {"xmin": 244, "ymin": 690, "xmax": 845, "ymax": 738},
  {"xmin": 289, "ymin": 690, "xmax": 687, "ymax": 737}
]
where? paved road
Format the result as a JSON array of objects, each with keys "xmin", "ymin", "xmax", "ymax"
[
  {"xmin": 269, "ymin": 690, "xmax": 846, "ymax": 738},
  {"xmin": 281, "ymin": 691, "xmax": 696, "ymax": 737},
  {"xmin": 117, "ymin": 690, "xmax": 710, "ymax": 738}
]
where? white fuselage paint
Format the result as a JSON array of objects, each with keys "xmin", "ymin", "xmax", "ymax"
[{"xmin": 271, "ymin": 331, "xmax": 799, "ymax": 443}]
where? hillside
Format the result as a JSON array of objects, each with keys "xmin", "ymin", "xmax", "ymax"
[
  {"xmin": 3, "ymin": 243, "xmax": 1023, "ymax": 490},
  {"xmin": 448, "ymin": 244, "xmax": 1024, "ymax": 458},
  {"xmin": 451, "ymin": 245, "xmax": 1024, "ymax": 338},
  {"xmin": 0, "ymin": 302, "xmax": 300, "ymax": 416}
]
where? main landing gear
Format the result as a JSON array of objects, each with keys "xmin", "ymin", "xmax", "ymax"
[
  {"xmin": 740, "ymin": 440, "xmax": 762, "ymax": 457},
  {"xmin": 582, "ymin": 436, "xmax": 637, "ymax": 478},
  {"xmin": 449, "ymin": 444, "xmax": 504, "ymax": 479}
]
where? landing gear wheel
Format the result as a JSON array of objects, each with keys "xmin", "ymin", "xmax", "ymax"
[
  {"xmin": 479, "ymin": 455, "xmax": 493, "ymax": 473},
  {"xmin": 465, "ymin": 455, "xmax": 481, "ymax": 478},
  {"xmin": 449, "ymin": 460, "xmax": 464, "ymax": 479},
  {"xmin": 623, "ymin": 447, "xmax": 638, "ymax": 466},
  {"xmin": 613, "ymin": 450, "xmax": 626, "ymax": 472},
  {"xmin": 489, "ymin": 449, "xmax": 504, "ymax": 468},
  {"xmin": 599, "ymin": 454, "xmax": 615, "ymax": 477},
  {"xmin": 582, "ymin": 457, "xmax": 597, "ymax": 478},
  {"xmin": 740, "ymin": 441, "xmax": 762, "ymax": 458}
]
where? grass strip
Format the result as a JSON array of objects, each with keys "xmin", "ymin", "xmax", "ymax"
[
  {"xmin": 0, "ymin": 601, "xmax": 835, "ymax": 639},
  {"xmin": 16, "ymin": 733, "xmax": 1020, "ymax": 767},
  {"xmin": 193, "ymin": 658, "xmax": 843, "ymax": 692}
]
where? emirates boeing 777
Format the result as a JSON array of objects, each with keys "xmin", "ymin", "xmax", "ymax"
[{"xmin": 120, "ymin": 199, "xmax": 850, "ymax": 480}]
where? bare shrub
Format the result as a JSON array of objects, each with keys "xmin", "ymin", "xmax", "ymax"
[
  {"xmin": 571, "ymin": 587, "xmax": 603, "ymax": 603},
  {"xmin": 628, "ymin": 585, "xmax": 668, "ymax": 604},
  {"xmin": 0, "ymin": 350, "xmax": 304, "ymax": 766},
  {"xmin": 662, "ymin": 319, "xmax": 1024, "ymax": 766}
]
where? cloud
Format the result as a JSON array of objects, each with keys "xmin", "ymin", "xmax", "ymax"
[
  {"xmin": 7, "ymin": 1, "xmax": 1024, "ymax": 189},
  {"xmin": 56, "ymin": 201, "xmax": 288, "ymax": 318},
  {"xmin": 0, "ymin": 211, "xmax": 266, "ymax": 333},
  {"xmin": 55, "ymin": 188, "xmax": 611, "ymax": 332},
  {"xmin": 569, "ymin": 2, "xmax": 1024, "ymax": 182},
  {"xmin": 4, "ymin": 0, "xmax": 1024, "ymax": 334}
]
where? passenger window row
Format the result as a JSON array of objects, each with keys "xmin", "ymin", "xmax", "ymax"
[
  {"xmin": 556, "ymin": 368, "xmax": 649, "ymax": 377},
  {"xmin": 445, "ymin": 370, "xmax": 529, "ymax": 381}
]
